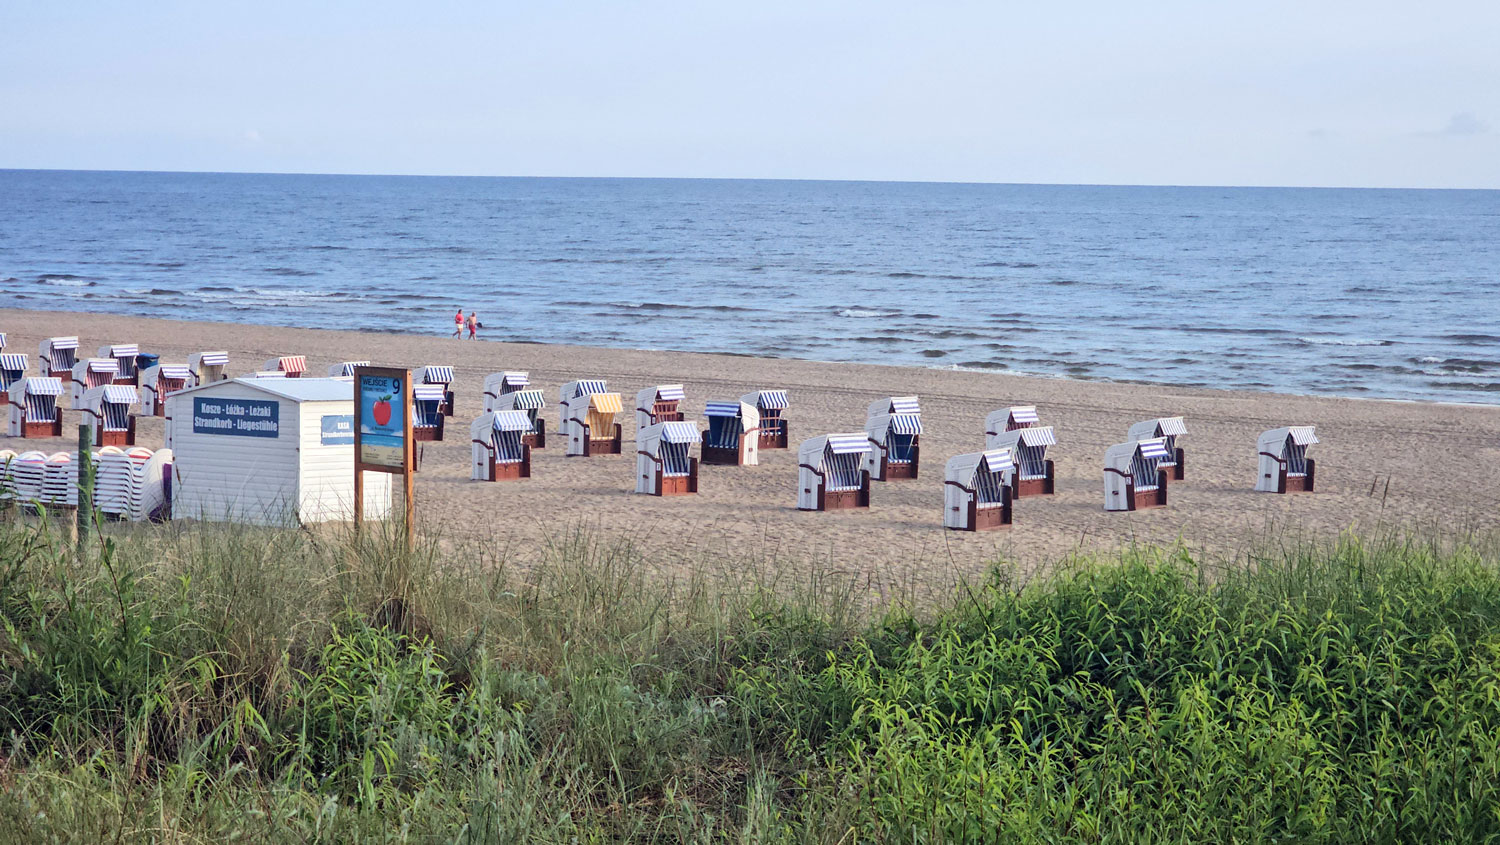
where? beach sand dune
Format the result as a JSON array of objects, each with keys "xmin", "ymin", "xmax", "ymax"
[{"xmin": 5, "ymin": 309, "xmax": 1497, "ymax": 590}]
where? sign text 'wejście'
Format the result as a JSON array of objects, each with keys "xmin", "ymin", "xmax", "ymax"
[{"xmin": 193, "ymin": 397, "xmax": 280, "ymax": 438}]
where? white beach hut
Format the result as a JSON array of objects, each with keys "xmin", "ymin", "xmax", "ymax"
[
  {"xmin": 944, "ymin": 448, "xmax": 1015, "ymax": 531},
  {"xmin": 635, "ymin": 421, "xmax": 701, "ymax": 496},
  {"xmin": 7, "ymin": 378, "xmax": 64, "ymax": 439},
  {"xmin": 81, "ymin": 385, "xmax": 138, "ymax": 447},
  {"xmin": 985, "ymin": 426, "xmax": 1057, "ymax": 497},
  {"xmin": 1256, "ymin": 426, "xmax": 1319, "ymax": 493},
  {"xmin": 701, "ymin": 400, "xmax": 760, "ymax": 466},
  {"xmin": 188, "ymin": 351, "xmax": 230, "ymax": 385},
  {"xmin": 635, "ymin": 384, "xmax": 686, "ymax": 430},
  {"xmin": 565, "ymin": 390, "xmax": 624, "ymax": 456},
  {"xmin": 139, "ymin": 363, "xmax": 195, "ymax": 417},
  {"xmin": 492, "ymin": 388, "xmax": 547, "ymax": 448},
  {"xmin": 1103, "ymin": 437, "xmax": 1172, "ymax": 512},
  {"xmin": 328, "ymin": 360, "xmax": 370, "ymax": 378},
  {"xmin": 740, "ymin": 390, "xmax": 789, "ymax": 449},
  {"xmin": 0, "ymin": 350, "xmax": 27, "ymax": 408},
  {"xmin": 420, "ymin": 366, "xmax": 456, "ymax": 417},
  {"xmin": 864, "ymin": 396, "xmax": 923, "ymax": 481},
  {"xmin": 39, "ymin": 337, "xmax": 79, "ymax": 380},
  {"xmin": 262, "ymin": 356, "xmax": 307, "ymax": 378},
  {"xmin": 98, "ymin": 344, "xmax": 141, "ymax": 386},
  {"xmin": 797, "ymin": 433, "xmax": 871, "ymax": 511},
  {"xmin": 557, "ymin": 379, "xmax": 608, "ymax": 435},
  {"xmin": 985, "ymin": 406, "xmax": 1041, "ymax": 436},
  {"xmin": 70, "ymin": 358, "xmax": 117, "ymax": 407},
  {"xmin": 482, "ymin": 371, "xmax": 532, "ymax": 412},
  {"xmin": 165, "ymin": 377, "xmax": 390, "ymax": 527},
  {"xmin": 1128, "ymin": 417, "xmax": 1187, "ymax": 481},
  {"xmin": 469, "ymin": 410, "xmax": 533, "ymax": 481}
]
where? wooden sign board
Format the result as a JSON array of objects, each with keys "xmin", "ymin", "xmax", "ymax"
[{"xmin": 353, "ymin": 366, "xmax": 414, "ymax": 543}]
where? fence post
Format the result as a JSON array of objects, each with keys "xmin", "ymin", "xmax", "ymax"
[{"xmin": 76, "ymin": 422, "xmax": 93, "ymax": 557}]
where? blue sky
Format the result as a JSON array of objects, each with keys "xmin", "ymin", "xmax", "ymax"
[{"xmin": 2, "ymin": 1, "xmax": 1497, "ymax": 188}]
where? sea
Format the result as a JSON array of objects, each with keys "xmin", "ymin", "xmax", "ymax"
[{"xmin": 2, "ymin": 169, "xmax": 1497, "ymax": 404}]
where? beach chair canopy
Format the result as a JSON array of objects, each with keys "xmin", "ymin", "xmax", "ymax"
[
  {"xmin": 654, "ymin": 385, "xmax": 685, "ymax": 402},
  {"xmin": 0, "ymin": 353, "xmax": 27, "ymax": 373},
  {"xmin": 269, "ymin": 356, "xmax": 306, "ymax": 374},
  {"xmin": 158, "ymin": 365, "xmax": 194, "ymax": 381},
  {"xmin": 645, "ymin": 421, "xmax": 699, "ymax": 476},
  {"xmin": 422, "ymin": 365, "xmax": 454, "ymax": 384},
  {"xmin": 1009, "ymin": 406, "xmax": 1039, "ymax": 425},
  {"xmin": 16, "ymin": 378, "xmax": 63, "ymax": 422},
  {"xmin": 500, "ymin": 371, "xmax": 529, "ymax": 389},
  {"xmin": 473, "ymin": 411, "xmax": 531, "ymax": 463},
  {"xmin": 330, "ymin": 361, "xmax": 370, "ymax": 377},
  {"xmin": 821, "ymin": 434, "xmax": 870, "ymax": 491},
  {"xmin": 746, "ymin": 390, "xmax": 788, "ymax": 411},
  {"xmin": 570, "ymin": 380, "xmax": 608, "ymax": 397},
  {"xmin": 102, "ymin": 344, "xmax": 139, "ymax": 358},
  {"xmin": 505, "ymin": 389, "xmax": 546, "ymax": 410},
  {"xmin": 488, "ymin": 410, "xmax": 533, "ymax": 432},
  {"xmin": 196, "ymin": 351, "xmax": 230, "ymax": 366},
  {"xmin": 705, "ymin": 401, "xmax": 742, "ymax": 417},
  {"xmin": 46, "ymin": 337, "xmax": 79, "ymax": 351},
  {"xmin": 87, "ymin": 359, "xmax": 118, "ymax": 374},
  {"xmin": 1108, "ymin": 437, "xmax": 1171, "ymax": 490},
  {"xmin": 947, "ymin": 448, "xmax": 1014, "ymax": 507},
  {"xmin": 654, "ymin": 421, "xmax": 700, "ymax": 444},
  {"xmin": 99, "ymin": 385, "xmax": 138, "ymax": 405},
  {"xmin": 17, "ymin": 377, "xmax": 64, "ymax": 397},
  {"xmin": 589, "ymin": 393, "xmax": 623, "ymax": 414}
]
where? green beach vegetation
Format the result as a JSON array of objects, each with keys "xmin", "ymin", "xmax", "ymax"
[{"xmin": 1, "ymin": 509, "xmax": 1497, "ymax": 843}]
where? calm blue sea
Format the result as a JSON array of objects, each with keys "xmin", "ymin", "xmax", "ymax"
[{"xmin": 2, "ymin": 169, "xmax": 1497, "ymax": 403}]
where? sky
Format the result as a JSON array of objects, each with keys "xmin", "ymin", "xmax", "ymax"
[{"xmin": 2, "ymin": 1, "xmax": 1497, "ymax": 188}]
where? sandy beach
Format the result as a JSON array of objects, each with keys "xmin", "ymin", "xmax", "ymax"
[{"xmin": 5, "ymin": 308, "xmax": 1498, "ymax": 588}]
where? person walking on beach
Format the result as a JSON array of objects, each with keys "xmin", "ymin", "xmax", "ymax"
[
  {"xmin": 452, "ymin": 307, "xmax": 464, "ymax": 337},
  {"xmin": 467, "ymin": 311, "xmax": 478, "ymax": 340}
]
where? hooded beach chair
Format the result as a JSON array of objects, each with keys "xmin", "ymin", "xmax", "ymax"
[
  {"xmin": 635, "ymin": 384, "xmax": 686, "ymax": 430},
  {"xmin": 1128, "ymin": 417, "xmax": 1187, "ymax": 480},
  {"xmin": 482, "ymin": 371, "xmax": 532, "ymax": 412},
  {"xmin": 328, "ymin": 361, "xmax": 370, "ymax": 378},
  {"xmin": 636, "ymin": 421, "xmax": 701, "ymax": 496},
  {"xmin": 864, "ymin": 396, "xmax": 923, "ymax": 481},
  {"xmin": 139, "ymin": 363, "xmax": 194, "ymax": 417},
  {"xmin": 70, "ymin": 358, "xmax": 118, "ymax": 407},
  {"xmin": 493, "ymin": 387, "xmax": 547, "ymax": 448},
  {"xmin": 1257, "ymin": 426, "xmax": 1318, "ymax": 493},
  {"xmin": 701, "ymin": 400, "xmax": 760, "ymax": 466},
  {"xmin": 7, "ymin": 378, "xmax": 64, "ymax": 438},
  {"xmin": 797, "ymin": 433, "xmax": 871, "ymax": 511},
  {"xmin": 188, "ymin": 351, "xmax": 230, "ymax": 385},
  {"xmin": 985, "ymin": 406, "xmax": 1041, "ymax": 435},
  {"xmin": 420, "ymin": 366, "xmax": 456, "ymax": 416},
  {"xmin": 558, "ymin": 379, "xmax": 609, "ymax": 435},
  {"xmin": 944, "ymin": 448, "xmax": 1015, "ymax": 531},
  {"xmin": 262, "ymin": 356, "xmax": 306, "ymax": 378},
  {"xmin": 81, "ymin": 385, "xmax": 138, "ymax": 447},
  {"xmin": 411, "ymin": 384, "xmax": 447, "ymax": 442},
  {"xmin": 470, "ymin": 411, "xmax": 534, "ymax": 481},
  {"xmin": 985, "ymin": 425, "xmax": 1057, "ymax": 497},
  {"xmin": 565, "ymin": 391, "xmax": 624, "ymax": 456},
  {"xmin": 39, "ymin": 337, "xmax": 79, "ymax": 380},
  {"xmin": 740, "ymin": 390, "xmax": 789, "ymax": 449},
  {"xmin": 0, "ymin": 350, "xmax": 27, "ymax": 408},
  {"xmin": 98, "ymin": 344, "xmax": 141, "ymax": 386},
  {"xmin": 1103, "ymin": 437, "xmax": 1172, "ymax": 511}
]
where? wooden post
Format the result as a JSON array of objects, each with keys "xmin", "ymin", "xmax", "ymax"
[{"xmin": 76, "ymin": 422, "xmax": 92, "ymax": 557}]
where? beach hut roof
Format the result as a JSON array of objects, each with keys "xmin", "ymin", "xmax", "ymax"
[
  {"xmin": 422, "ymin": 365, "xmax": 454, "ymax": 383},
  {"xmin": 19, "ymin": 377, "xmax": 63, "ymax": 396},
  {"xmin": 0, "ymin": 353, "xmax": 27, "ymax": 371},
  {"xmin": 504, "ymin": 389, "xmax": 546, "ymax": 410},
  {"xmin": 171, "ymin": 376, "xmax": 351, "ymax": 403},
  {"xmin": 705, "ymin": 401, "xmax": 743, "ymax": 417},
  {"xmin": 1015, "ymin": 426, "xmax": 1057, "ymax": 447},
  {"xmin": 655, "ymin": 421, "xmax": 700, "ymax": 444},
  {"xmin": 488, "ymin": 410, "xmax": 533, "ymax": 432},
  {"xmin": 751, "ymin": 390, "xmax": 789, "ymax": 410},
  {"xmin": 589, "ymin": 393, "xmax": 624, "ymax": 414},
  {"xmin": 827, "ymin": 433, "xmax": 872, "ymax": 455},
  {"xmin": 99, "ymin": 385, "xmax": 138, "ymax": 405}
]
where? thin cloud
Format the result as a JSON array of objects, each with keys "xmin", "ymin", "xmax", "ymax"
[{"xmin": 1437, "ymin": 112, "xmax": 1488, "ymax": 136}]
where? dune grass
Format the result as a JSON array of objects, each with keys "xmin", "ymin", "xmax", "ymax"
[{"xmin": 0, "ymin": 507, "xmax": 1497, "ymax": 843}]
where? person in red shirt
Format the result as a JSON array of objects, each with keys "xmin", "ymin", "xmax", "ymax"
[{"xmin": 452, "ymin": 307, "xmax": 464, "ymax": 337}]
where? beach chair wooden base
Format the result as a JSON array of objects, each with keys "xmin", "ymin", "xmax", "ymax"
[
  {"xmin": 21, "ymin": 412, "xmax": 64, "ymax": 439},
  {"xmin": 413, "ymin": 419, "xmax": 444, "ymax": 442},
  {"xmin": 953, "ymin": 497, "xmax": 1013, "ymax": 531},
  {"xmin": 440, "ymin": 390, "xmax": 456, "ymax": 417},
  {"xmin": 1277, "ymin": 460, "xmax": 1315, "ymax": 493},
  {"xmin": 807, "ymin": 472, "xmax": 870, "ymax": 511},
  {"xmin": 758, "ymin": 422, "xmax": 788, "ymax": 450},
  {"xmin": 577, "ymin": 424, "xmax": 622, "ymax": 457},
  {"xmin": 483, "ymin": 449, "xmax": 532, "ymax": 482},
  {"xmin": 522, "ymin": 429, "xmax": 546, "ymax": 449},
  {"xmin": 879, "ymin": 458, "xmax": 918, "ymax": 481},
  {"xmin": 1127, "ymin": 473, "xmax": 1170, "ymax": 510},
  {"xmin": 1015, "ymin": 461, "xmax": 1056, "ymax": 497},
  {"xmin": 48, "ymin": 369, "xmax": 71, "ymax": 381},
  {"xmin": 96, "ymin": 419, "xmax": 136, "ymax": 448},
  {"xmin": 1166, "ymin": 448, "xmax": 1186, "ymax": 481},
  {"xmin": 651, "ymin": 461, "xmax": 699, "ymax": 497},
  {"xmin": 111, "ymin": 375, "xmax": 138, "ymax": 387}
]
